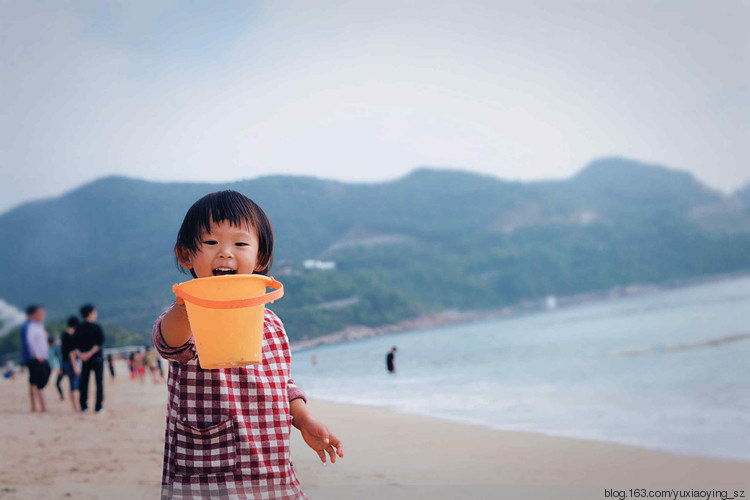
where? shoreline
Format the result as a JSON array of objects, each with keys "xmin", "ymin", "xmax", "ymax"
[
  {"xmin": 1, "ymin": 378, "xmax": 748, "ymax": 500},
  {"xmin": 291, "ymin": 270, "xmax": 750, "ymax": 350},
  {"xmin": 299, "ymin": 395, "xmax": 750, "ymax": 465}
]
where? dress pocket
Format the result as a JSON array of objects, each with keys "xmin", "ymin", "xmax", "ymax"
[{"xmin": 173, "ymin": 416, "xmax": 237, "ymax": 476}]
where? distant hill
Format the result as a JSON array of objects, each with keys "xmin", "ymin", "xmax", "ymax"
[
  {"xmin": 566, "ymin": 158, "xmax": 719, "ymax": 215},
  {"xmin": 736, "ymin": 184, "xmax": 750, "ymax": 206},
  {"xmin": 2, "ymin": 157, "xmax": 750, "ymax": 350}
]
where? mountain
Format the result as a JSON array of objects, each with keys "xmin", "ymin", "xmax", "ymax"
[
  {"xmin": 538, "ymin": 157, "xmax": 721, "ymax": 220},
  {"xmin": 1, "ymin": 157, "xmax": 749, "ymax": 348},
  {"xmin": 736, "ymin": 184, "xmax": 750, "ymax": 206}
]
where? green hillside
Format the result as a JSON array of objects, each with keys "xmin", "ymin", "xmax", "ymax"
[{"xmin": 2, "ymin": 157, "xmax": 749, "ymax": 351}]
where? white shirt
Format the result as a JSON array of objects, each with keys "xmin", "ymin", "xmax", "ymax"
[{"xmin": 26, "ymin": 321, "xmax": 49, "ymax": 360}]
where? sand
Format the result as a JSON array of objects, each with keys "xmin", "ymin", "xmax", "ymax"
[{"xmin": 1, "ymin": 366, "xmax": 748, "ymax": 500}]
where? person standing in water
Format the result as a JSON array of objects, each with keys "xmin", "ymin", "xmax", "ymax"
[{"xmin": 386, "ymin": 347, "xmax": 397, "ymax": 374}]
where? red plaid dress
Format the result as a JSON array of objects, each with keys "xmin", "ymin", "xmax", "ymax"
[{"xmin": 153, "ymin": 303, "xmax": 308, "ymax": 499}]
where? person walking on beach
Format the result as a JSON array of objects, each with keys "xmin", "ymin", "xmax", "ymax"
[
  {"xmin": 26, "ymin": 306, "xmax": 51, "ymax": 412},
  {"xmin": 60, "ymin": 316, "xmax": 80, "ymax": 412},
  {"xmin": 74, "ymin": 304, "xmax": 105, "ymax": 413},
  {"xmin": 386, "ymin": 346, "xmax": 397, "ymax": 374}
]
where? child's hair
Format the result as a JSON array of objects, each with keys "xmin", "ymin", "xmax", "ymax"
[
  {"xmin": 25, "ymin": 305, "xmax": 40, "ymax": 317},
  {"xmin": 175, "ymin": 190, "xmax": 274, "ymax": 278},
  {"xmin": 80, "ymin": 304, "xmax": 95, "ymax": 319},
  {"xmin": 67, "ymin": 316, "xmax": 80, "ymax": 328}
]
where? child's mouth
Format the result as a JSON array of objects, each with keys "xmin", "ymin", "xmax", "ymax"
[{"xmin": 213, "ymin": 267, "xmax": 237, "ymax": 276}]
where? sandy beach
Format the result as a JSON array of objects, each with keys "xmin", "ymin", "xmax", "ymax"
[{"xmin": 1, "ymin": 366, "xmax": 748, "ymax": 500}]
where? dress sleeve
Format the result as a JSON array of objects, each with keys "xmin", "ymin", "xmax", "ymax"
[
  {"xmin": 287, "ymin": 377, "xmax": 307, "ymax": 403},
  {"xmin": 152, "ymin": 302, "xmax": 197, "ymax": 363}
]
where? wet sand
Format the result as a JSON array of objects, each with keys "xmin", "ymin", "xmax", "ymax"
[{"xmin": 1, "ymin": 367, "xmax": 748, "ymax": 500}]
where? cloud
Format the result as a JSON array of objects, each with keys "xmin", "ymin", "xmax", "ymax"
[{"xmin": 1, "ymin": 0, "xmax": 748, "ymax": 214}]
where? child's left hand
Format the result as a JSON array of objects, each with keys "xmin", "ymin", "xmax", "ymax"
[{"xmin": 298, "ymin": 416, "xmax": 344, "ymax": 464}]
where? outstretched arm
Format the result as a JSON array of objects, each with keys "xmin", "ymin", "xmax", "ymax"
[
  {"xmin": 152, "ymin": 302, "xmax": 197, "ymax": 362},
  {"xmin": 160, "ymin": 300, "xmax": 192, "ymax": 348}
]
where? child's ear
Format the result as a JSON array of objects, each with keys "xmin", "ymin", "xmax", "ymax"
[{"xmin": 175, "ymin": 246, "xmax": 193, "ymax": 270}]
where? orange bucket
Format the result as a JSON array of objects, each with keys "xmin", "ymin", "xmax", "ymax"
[{"xmin": 172, "ymin": 275, "xmax": 284, "ymax": 369}]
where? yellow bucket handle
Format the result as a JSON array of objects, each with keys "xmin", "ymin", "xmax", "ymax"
[{"xmin": 173, "ymin": 277, "xmax": 284, "ymax": 309}]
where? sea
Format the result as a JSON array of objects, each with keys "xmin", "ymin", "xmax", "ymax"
[{"xmin": 290, "ymin": 275, "xmax": 750, "ymax": 461}]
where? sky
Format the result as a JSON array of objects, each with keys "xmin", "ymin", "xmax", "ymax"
[{"xmin": 1, "ymin": 0, "xmax": 748, "ymax": 214}]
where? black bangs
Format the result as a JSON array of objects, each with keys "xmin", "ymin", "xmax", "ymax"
[
  {"xmin": 182, "ymin": 190, "xmax": 255, "ymax": 252},
  {"xmin": 174, "ymin": 190, "xmax": 274, "ymax": 276}
]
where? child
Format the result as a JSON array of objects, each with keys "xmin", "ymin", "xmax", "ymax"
[
  {"xmin": 48, "ymin": 335, "xmax": 63, "ymax": 400},
  {"xmin": 60, "ymin": 316, "xmax": 81, "ymax": 412},
  {"xmin": 153, "ymin": 190, "xmax": 343, "ymax": 499}
]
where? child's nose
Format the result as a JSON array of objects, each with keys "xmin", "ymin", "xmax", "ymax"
[{"xmin": 218, "ymin": 244, "xmax": 234, "ymax": 258}]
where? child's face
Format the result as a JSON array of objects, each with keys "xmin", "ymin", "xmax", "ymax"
[{"xmin": 178, "ymin": 219, "xmax": 260, "ymax": 279}]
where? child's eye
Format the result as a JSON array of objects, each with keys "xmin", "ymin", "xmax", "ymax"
[
  {"xmin": 202, "ymin": 240, "xmax": 218, "ymax": 245},
  {"xmin": 235, "ymin": 242, "xmax": 248, "ymax": 247}
]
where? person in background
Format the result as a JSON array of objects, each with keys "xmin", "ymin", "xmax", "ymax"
[
  {"xmin": 48, "ymin": 336, "xmax": 63, "ymax": 400},
  {"xmin": 132, "ymin": 348, "xmax": 145, "ymax": 385},
  {"xmin": 60, "ymin": 316, "xmax": 80, "ymax": 412},
  {"xmin": 26, "ymin": 306, "xmax": 51, "ymax": 412},
  {"xmin": 128, "ymin": 351, "xmax": 135, "ymax": 379},
  {"xmin": 74, "ymin": 304, "xmax": 105, "ymax": 413},
  {"xmin": 20, "ymin": 306, "xmax": 36, "ymax": 410},
  {"xmin": 3, "ymin": 360, "xmax": 17, "ymax": 381},
  {"xmin": 156, "ymin": 355, "xmax": 164, "ymax": 380},
  {"xmin": 386, "ymin": 346, "xmax": 397, "ymax": 374},
  {"xmin": 106, "ymin": 353, "xmax": 115, "ymax": 381},
  {"xmin": 144, "ymin": 346, "xmax": 162, "ymax": 384}
]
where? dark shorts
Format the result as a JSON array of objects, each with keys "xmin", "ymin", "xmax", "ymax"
[
  {"xmin": 27, "ymin": 359, "xmax": 51, "ymax": 389},
  {"xmin": 62, "ymin": 360, "xmax": 80, "ymax": 392}
]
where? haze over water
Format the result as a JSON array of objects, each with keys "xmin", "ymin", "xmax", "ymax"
[{"xmin": 292, "ymin": 276, "xmax": 750, "ymax": 461}]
